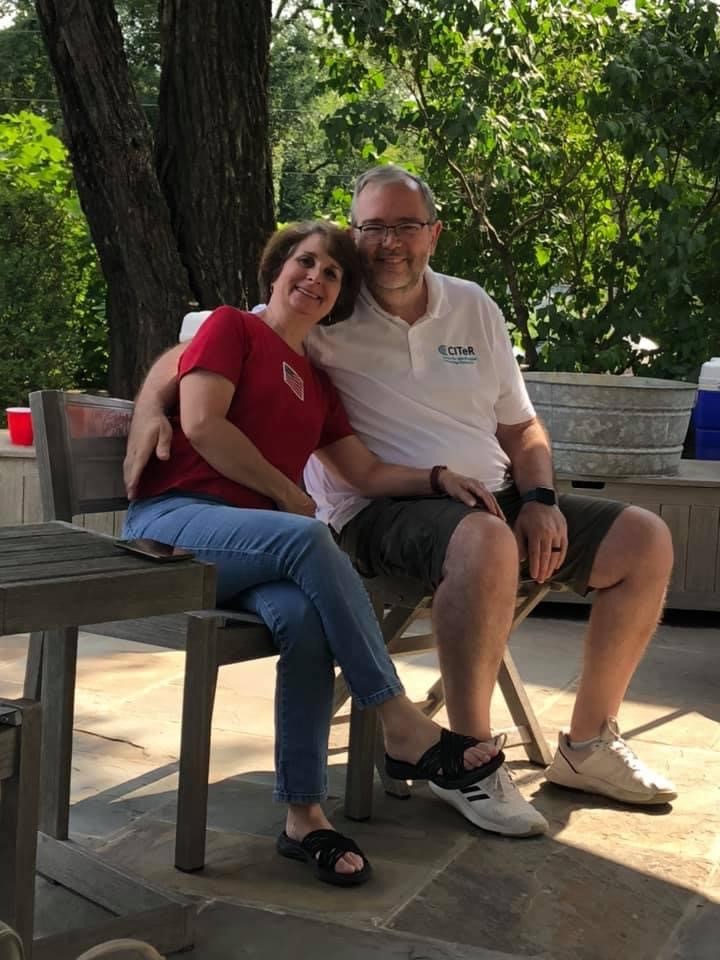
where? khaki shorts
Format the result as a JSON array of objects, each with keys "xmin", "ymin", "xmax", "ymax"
[{"xmin": 337, "ymin": 487, "xmax": 627, "ymax": 596}]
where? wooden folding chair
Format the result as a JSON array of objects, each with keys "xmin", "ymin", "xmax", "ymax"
[{"xmin": 341, "ymin": 574, "xmax": 556, "ymax": 820}]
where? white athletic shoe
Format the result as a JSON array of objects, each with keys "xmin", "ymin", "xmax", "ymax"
[
  {"xmin": 429, "ymin": 762, "xmax": 549, "ymax": 837},
  {"xmin": 545, "ymin": 718, "xmax": 677, "ymax": 805}
]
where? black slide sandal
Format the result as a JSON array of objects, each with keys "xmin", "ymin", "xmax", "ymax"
[
  {"xmin": 277, "ymin": 828, "xmax": 372, "ymax": 887},
  {"xmin": 385, "ymin": 728, "xmax": 505, "ymax": 790}
]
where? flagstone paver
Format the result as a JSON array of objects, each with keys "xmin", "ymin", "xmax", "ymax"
[{"xmin": 2, "ymin": 608, "xmax": 718, "ymax": 959}]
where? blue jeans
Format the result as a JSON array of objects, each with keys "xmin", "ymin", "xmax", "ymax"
[{"xmin": 124, "ymin": 494, "xmax": 404, "ymax": 804}]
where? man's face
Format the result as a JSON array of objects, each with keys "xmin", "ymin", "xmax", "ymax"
[{"xmin": 352, "ymin": 181, "xmax": 442, "ymax": 297}]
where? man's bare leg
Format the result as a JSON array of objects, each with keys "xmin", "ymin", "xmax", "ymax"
[
  {"xmin": 546, "ymin": 506, "xmax": 677, "ymax": 804},
  {"xmin": 428, "ymin": 513, "xmax": 549, "ymax": 836},
  {"xmin": 569, "ymin": 507, "xmax": 673, "ymax": 741},
  {"xmin": 432, "ymin": 513, "xmax": 519, "ymax": 741}
]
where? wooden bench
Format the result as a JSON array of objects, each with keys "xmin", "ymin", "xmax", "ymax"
[{"xmin": 26, "ymin": 389, "xmax": 553, "ymax": 860}]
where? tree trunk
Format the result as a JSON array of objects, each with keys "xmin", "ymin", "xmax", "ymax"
[
  {"xmin": 156, "ymin": 0, "xmax": 274, "ymax": 310},
  {"xmin": 34, "ymin": 0, "xmax": 194, "ymax": 398}
]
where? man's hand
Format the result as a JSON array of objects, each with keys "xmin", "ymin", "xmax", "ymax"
[
  {"xmin": 438, "ymin": 470, "xmax": 505, "ymax": 519},
  {"xmin": 123, "ymin": 412, "xmax": 173, "ymax": 499},
  {"xmin": 513, "ymin": 502, "xmax": 568, "ymax": 583},
  {"xmin": 275, "ymin": 485, "xmax": 317, "ymax": 517}
]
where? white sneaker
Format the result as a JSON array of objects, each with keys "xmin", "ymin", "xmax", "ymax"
[
  {"xmin": 545, "ymin": 718, "xmax": 677, "ymax": 804},
  {"xmin": 429, "ymin": 762, "xmax": 549, "ymax": 837}
]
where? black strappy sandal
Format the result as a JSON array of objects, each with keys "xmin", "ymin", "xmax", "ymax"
[
  {"xmin": 385, "ymin": 728, "xmax": 505, "ymax": 790},
  {"xmin": 277, "ymin": 828, "xmax": 372, "ymax": 887}
]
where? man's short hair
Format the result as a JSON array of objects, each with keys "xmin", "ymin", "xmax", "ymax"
[
  {"xmin": 258, "ymin": 220, "xmax": 362, "ymax": 324},
  {"xmin": 350, "ymin": 165, "xmax": 438, "ymax": 224}
]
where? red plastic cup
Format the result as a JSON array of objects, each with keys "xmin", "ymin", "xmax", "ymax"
[{"xmin": 6, "ymin": 407, "xmax": 34, "ymax": 446}]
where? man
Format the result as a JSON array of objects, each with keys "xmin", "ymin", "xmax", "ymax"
[{"xmin": 125, "ymin": 165, "xmax": 677, "ymax": 838}]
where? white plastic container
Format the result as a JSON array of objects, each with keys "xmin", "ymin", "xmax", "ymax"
[
  {"xmin": 179, "ymin": 310, "xmax": 212, "ymax": 342},
  {"xmin": 698, "ymin": 357, "xmax": 720, "ymax": 391},
  {"xmin": 179, "ymin": 304, "xmax": 266, "ymax": 342}
]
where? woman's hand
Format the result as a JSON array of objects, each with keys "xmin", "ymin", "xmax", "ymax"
[
  {"xmin": 438, "ymin": 470, "xmax": 506, "ymax": 519},
  {"xmin": 275, "ymin": 485, "xmax": 318, "ymax": 517},
  {"xmin": 124, "ymin": 412, "xmax": 173, "ymax": 499}
]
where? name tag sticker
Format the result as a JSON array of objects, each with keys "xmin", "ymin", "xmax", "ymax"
[{"xmin": 283, "ymin": 361, "xmax": 305, "ymax": 401}]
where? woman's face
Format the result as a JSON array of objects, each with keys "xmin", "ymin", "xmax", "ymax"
[{"xmin": 271, "ymin": 234, "xmax": 344, "ymax": 323}]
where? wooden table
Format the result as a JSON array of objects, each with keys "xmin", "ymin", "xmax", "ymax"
[{"xmin": 0, "ymin": 521, "xmax": 216, "ymax": 960}]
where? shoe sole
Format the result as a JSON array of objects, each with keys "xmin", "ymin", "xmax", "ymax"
[
  {"xmin": 429, "ymin": 783, "xmax": 548, "ymax": 837},
  {"xmin": 546, "ymin": 768, "xmax": 677, "ymax": 805}
]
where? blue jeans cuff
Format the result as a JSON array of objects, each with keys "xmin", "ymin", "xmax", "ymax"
[{"xmin": 354, "ymin": 681, "xmax": 405, "ymax": 709}]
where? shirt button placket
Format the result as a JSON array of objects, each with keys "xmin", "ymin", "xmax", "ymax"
[{"xmin": 408, "ymin": 325, "xmax": 427, "ymax": 376}]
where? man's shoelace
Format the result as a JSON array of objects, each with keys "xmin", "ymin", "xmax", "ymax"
[
  {"xmin": 482, "ymin": 765, "xmax": 517, "ymax": 802},
  {"xmin": 605, "ymin": 737, "xmax": 646, "ymax": 774}
]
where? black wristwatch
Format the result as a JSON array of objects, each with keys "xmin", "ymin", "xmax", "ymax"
[{"xmin": 521, "ymin": 487, "xmax": 558, "ymax": 506}]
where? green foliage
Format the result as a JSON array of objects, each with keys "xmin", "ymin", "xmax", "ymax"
[
  {"xmin": 269, "ymin": 13, "xmax": 370, "ymax": 223},
  {"xmin": 585, "ymin": 0, "xmax": 720, "ymax": 380},
  {"xmin": 2, "ymin": 0, "xmax": 717, "ymax": 387},
  {"xmin": 0, "ymin": 110, "xmax": 70, "ymax": 189},
  {"xmin": 269, "ymin": 3, "xmax": 424, "ymax": 224},
  {"xmin": 0, "ymin": 3, "xmax": 59, "ymax": 120},
  {"xmin": 0, "ymin": 111, "xmax": 107, "ymax": 416},
  {"xmin": 116, "ymin": 0, "xmax": 161, "ymax": 109},
  {"xmin": 321, "ymin": 0, "xmax": 720, "ymax": 380}
]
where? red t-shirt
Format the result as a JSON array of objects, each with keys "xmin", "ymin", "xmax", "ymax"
[{"xmin": 136, "ymin": 306, "xmax": 353, "ymax": 510}]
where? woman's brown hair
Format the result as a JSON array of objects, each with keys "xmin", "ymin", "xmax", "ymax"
[{"xmin": 258, "ymin": 220, "xmax": 362, "ymax": 324}]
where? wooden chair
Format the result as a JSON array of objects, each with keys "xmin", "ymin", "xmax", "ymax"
[
  {"xmin": 25, "ymin": 390, "xmax": 553, "ymax": 854},
  {"xmin": 26, "ymin": 390, "xmax": 276, "ymax": 873},
  {"xmin": 338, "ymin": 574, "xmax": 555, "ymax": 819}
]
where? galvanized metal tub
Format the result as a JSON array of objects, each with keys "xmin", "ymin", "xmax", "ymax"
[{"xmin": 523, "ymin": 372, "xmax": 697, "ymax": 476}]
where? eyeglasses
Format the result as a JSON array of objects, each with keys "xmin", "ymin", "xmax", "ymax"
[{"xmin": 353, "ymin": 221, "xmax": 433, "ymax": 242}]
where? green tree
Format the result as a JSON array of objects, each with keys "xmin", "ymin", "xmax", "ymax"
[
  {"xmin": 322, "ymin": 0, "xmax": 720, "ymax": 379},
  {"xmin": 583, "ymin": 0, "xmax": 720, "ymax": 380},
  {"xmin": 32, "ymin": 0, "xmax": 274, "ymax": 396},
  {"xmin": 0, "ymin": 1, "xmax": 161, "ymax": 121},
  {"xmin": 269, "ymin": 9, "xmax": 378, "ymax": 224},
  {"xmin": 0, "ymin": 111, "xmax": 106, "ymax": 415},
  {"xmin": 322, "ymin": 0, "xmax": 621, "ymax": 366}
]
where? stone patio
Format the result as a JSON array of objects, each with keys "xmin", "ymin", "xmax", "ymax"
[{"xmin": 1, "ymin": 605, "xmax": 718, "ymax": 959}]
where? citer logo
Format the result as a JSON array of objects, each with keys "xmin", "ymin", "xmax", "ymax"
[{"xmin": 438, "ymin": 344, "xmax": 476, "ymax": 364}]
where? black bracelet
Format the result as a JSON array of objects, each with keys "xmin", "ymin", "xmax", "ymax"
[{"xmin": 430, "ymin": 464, "xmax": 448, "ymax": 494}]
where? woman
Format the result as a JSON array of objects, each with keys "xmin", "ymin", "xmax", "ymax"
[{"xmin": 124, "ymin": 221, "xmax": 503, "ymax": 887}]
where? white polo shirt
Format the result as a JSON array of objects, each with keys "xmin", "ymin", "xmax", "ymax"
[{"xmin": 303, "ymin": 268, "xmax": 535, "ymax": 531}]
